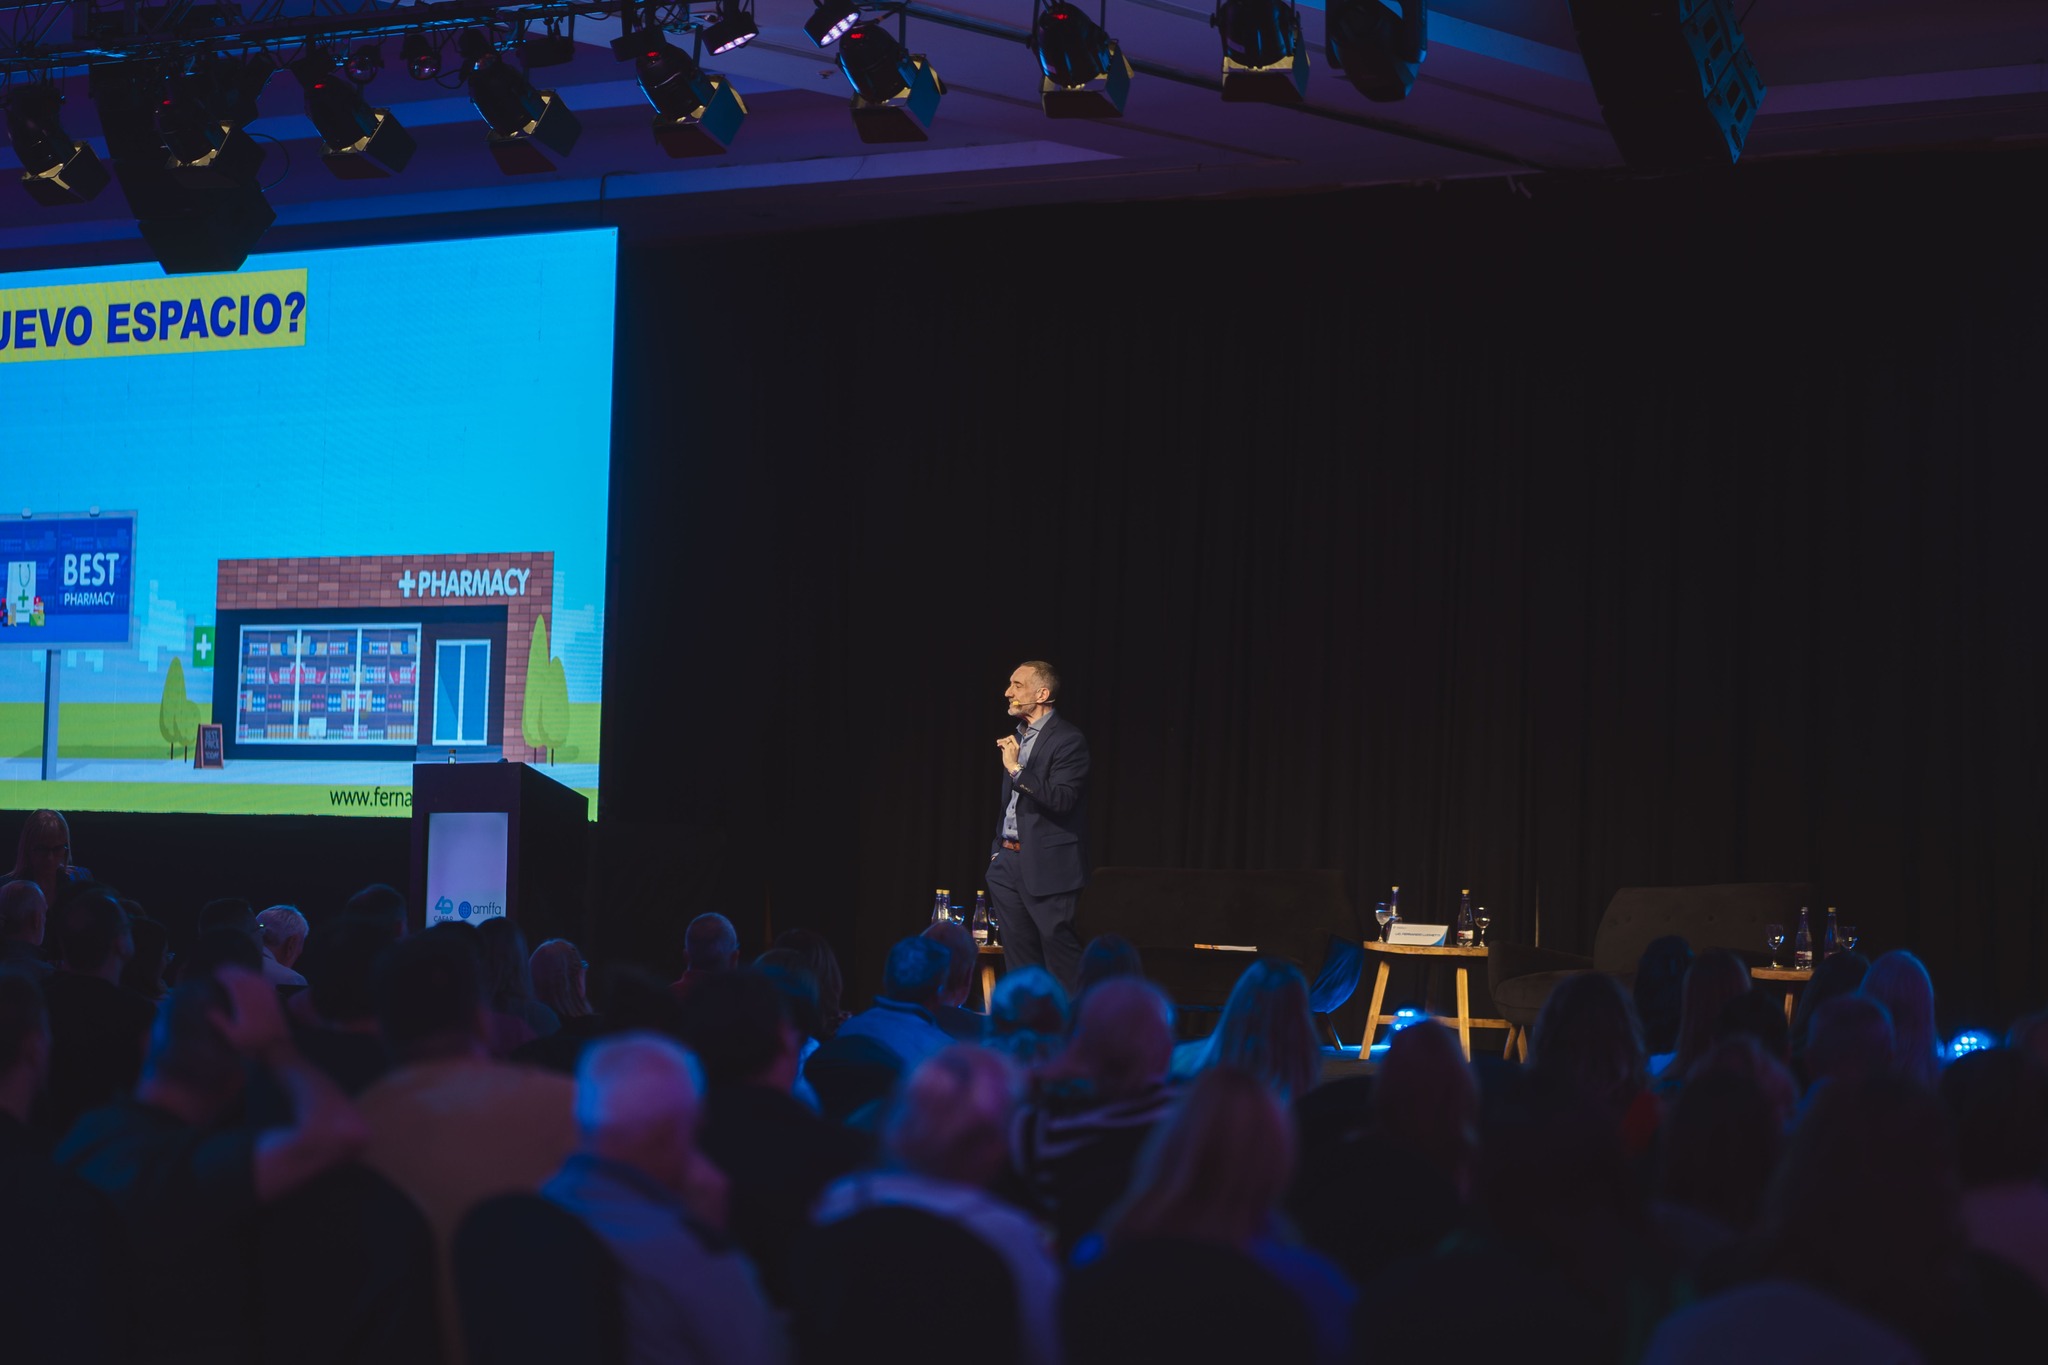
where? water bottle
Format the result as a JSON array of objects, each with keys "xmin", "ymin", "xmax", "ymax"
[
  {"xmin": 1389, "ymin": 884, "xmax": 1401, "ymax": 928},
  {"xmin": 931, "ymin": 889, "xmax": 950, "ymax": 925},
  {"xmin": 972, "ymin": 891, "xmax": 990, "ymax": 946},
  {"xmin": 1795, "ymin": 906, "xmax": 1813, "ymax": 970},
  {"xmin": 1824, "ymin": 906, "xmax": 1838, "ymax": 959},
  {"xmin": 1456, "ymin": 889, "xmax": 1475, "ymax": 947}
]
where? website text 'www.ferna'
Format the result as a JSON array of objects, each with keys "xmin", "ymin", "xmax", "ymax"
[{"xmin": 328, "ymin": 788, "xmax": 414, "ymax": 809}]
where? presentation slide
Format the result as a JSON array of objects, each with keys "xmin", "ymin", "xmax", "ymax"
[{"xmin": 0, "ymin": 229, "xmax": 616, "ymax": 817}]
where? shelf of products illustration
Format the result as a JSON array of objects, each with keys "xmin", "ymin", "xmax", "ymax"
[{"xmin": 237, "ymin": 624, "xmax": 421, "ymax": 745}]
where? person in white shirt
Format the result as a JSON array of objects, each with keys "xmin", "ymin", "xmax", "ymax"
[{"xmin": 256, "ymin": 905, "xmax": 310, "ymax": 989}]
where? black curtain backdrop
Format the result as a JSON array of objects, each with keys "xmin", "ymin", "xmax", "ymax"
[{"xmin": 63, "ymin": 145, "xmax": 2047, "ymax": 1031}]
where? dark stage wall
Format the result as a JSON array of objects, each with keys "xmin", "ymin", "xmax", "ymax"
[{"xmin": 72, "ymin": 145, "xmax": 2048, "ymax": 1029}]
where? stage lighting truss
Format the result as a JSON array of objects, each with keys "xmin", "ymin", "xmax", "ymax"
[
  {"xmin": 461, "ymin": 28, "xmax": 581, "ymax": 173},
  {"xmin": 838, "ymin": 16, "xmax": 944, "ymax": 142},
  {"xmin": 156, "ymin": 55, "xmax": 274, "ymax": 187},
  {"xmin": 619, "ymin": 31, "xmax": 747, "ymax": 157},
  {"xmin": 292, "ymin": 50, "xmax": 417, "ymax": 178},
  {"xmin": 5, "ymin": 80, "xmax": 110, "ymax": 204},
  {"xmin": 1324, "ymin": 0, "xmax": 1425, "ymax": 102},
  {"xmin": 1032, "ymin": 0, "xmax": 1132, "ymax": 118},
  {"xmin": 1212, "ymin": 0, "xmax": 1309, "ymax": 104}
]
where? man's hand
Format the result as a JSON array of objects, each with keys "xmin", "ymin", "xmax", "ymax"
[
  {"xmin": 210, "ymin": 966, "xmax": 291, "ymax": 1065},
  {"xmin": 680, "ymin": 1148, "xmax": 731, "ymax": 1233},
  {"xmin": 997, "ymin": 734, "xmax": 1021, "ymax": 773}
]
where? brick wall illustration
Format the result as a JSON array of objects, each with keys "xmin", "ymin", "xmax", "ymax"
[{"xmin": 217, "ymin": 552, "xmax": 555, "ymax": 761}]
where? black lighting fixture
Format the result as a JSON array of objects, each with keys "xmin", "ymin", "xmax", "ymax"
[
  {"xmin": 1033, "ymin": 0, "xmax": 1133, "ymax": 117},
  {"xmin": 838, "ymin": 20, "xmax": 944, "ymax": 142},
  {"xmin": 805, "ymin": 0, "xmax": 862, "ymax": 48},
  {"xmin": 1325, "ymin": 0, "xmax": 1425, "ymax": 102},
  {"xmin": 702, "ymin": 2, "xmax": 761, "ymax": 56},
  {"xmin": 6, "ymin": 81, "xmax": 111, "ymax": 205},
  {"xmin": 156, "ymin": 55, "xmax": 274, "ymax": 188},
  {"xmin": 627, "ymin": 34, "xmax": 748, "ymax": 157},
  {"xmin": 292, "ymin": 51, "xmax": 417, "ymax": 179},
  {"xmin": 521, "ymin": 19, "xmax": 578, "ymax": 68},
  {"xmin": 402, "ymin": 30, "xmax": 442, "ymax": 81},
  {"xmin": 462, "ymin": 28, "xmax": 582, "ymax": 174},
  {"xmin": 1213, "ymin": 0, "xmax": 1309, "ymax": 103},
  {"xmin": 343, "ymin": 43, "xmax": 385, "ymax": 84}
]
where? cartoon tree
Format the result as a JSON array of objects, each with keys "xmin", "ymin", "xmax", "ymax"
[
  {"xmin": 539, "ymin": 655, "xmax": 572, "ymax": 764},
  {"xmin": 158, "ymin": 656, "xmax": 191, "ymax": 758},
  {"xmin": 521, "ymin": 616, "xmax": 551, "ymax": 761}
]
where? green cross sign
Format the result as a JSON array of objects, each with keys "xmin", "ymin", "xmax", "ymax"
[{"xmin": 193, "ymin": 626, "xmax": 216, "ymax": 668}]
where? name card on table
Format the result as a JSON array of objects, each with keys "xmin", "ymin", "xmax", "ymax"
[{"xmin": 1387, "ymin": 924, "xmax": 1449, "ymax": 946}]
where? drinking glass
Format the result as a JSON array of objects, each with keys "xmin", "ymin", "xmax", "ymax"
[
  {"xmin": 1840, "ymin": 925, "xmax": 1859, "ymax": 953},
  {"xmin": 1765, "ymin": 923, "xmax": 1786, "ymax": 968},
  {"xmin": 1374, "ymin": 902, "xmax": 1393, "ymax": 941},
  {"xmin": 1474, "ymin": 913, "xmax": 1491, "ymax": 946}
]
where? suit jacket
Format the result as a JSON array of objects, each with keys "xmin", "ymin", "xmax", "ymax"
[{"xmin": 991, "ymin": 711, "xmax": 1091, "ymax": 898}]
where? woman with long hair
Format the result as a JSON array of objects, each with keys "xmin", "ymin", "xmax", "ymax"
[
  {"xmin": 1860, "ymin": 950, "xmax": 1940, "ymax": 1090},
  {"xmin": 1177, "ymin": 957, "xmax": 1321, "ymax": 1100},
  {"xmin": 529, "ymin": 938, "xmax": 595, "ymax": 1023},
  {"xmin": 477, "ymin": 916, "xmax": 558, "ymax": 1040},
  {"xmin": 1661, "ymin": 950, "xmax": 1752, "ymax": 1090},
  {"xmin": 5, "ymin": 809, "xmax": 91, "ymax": 905},
  {"xmin": 773, "ymin": 928, "xmax": 848, "ymax": 1038}
]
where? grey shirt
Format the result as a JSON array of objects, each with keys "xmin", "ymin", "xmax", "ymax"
[{"xmin": 1002, "ymin": 709, "xmax": 1054, "ymax": 842}]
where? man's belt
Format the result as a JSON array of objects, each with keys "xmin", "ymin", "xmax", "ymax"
[{"xmin": 1000, "ymin": 839, "xmax": 1022, "ymax": 852}]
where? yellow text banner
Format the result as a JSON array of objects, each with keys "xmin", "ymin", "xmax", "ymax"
[{"xmin": 0, "ymin": 268, "xmax": 308, "ymax": 364}]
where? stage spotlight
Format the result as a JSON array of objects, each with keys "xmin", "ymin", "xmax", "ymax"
[
  {"xmin": 703, "ymin": 4, "xmax": 761, "ymax": 56},
  {"xmin": 805, "ymin": 0, "xmax": 862, "ymax": 48},
  {"xmin": 157, "ymin": 65, "xmax": 267, "ymax": 188},
  {"xmin": 463, "ymin": 32, "xmax": 582, "ymax": 174},
  {"xmin": 292, "ymin": 52, "xmax": 416, "ymax": 179},
  {"xmin": 632, "ymin": 36, "xmax": 747, "ymax": 157},
  {"xmin": 521, "ymin": 21, "xmax": 578, "ymax": 68},
  {"xmin": 1034, "ymin": 1, "xmax": 1133, "ymax": 117},
  {"xmin": 1213, "ymin": 0, "xmax": 1308, "ymax": 104},
  {"xmin": 838, "ymin": 22, "xmax": 944, "ymax": 142},
  {"xmin": 402, "ymin": 30, "xmax": 442, "ymax": 80},
  {"xmin": 343, "ymin": 44, "xmax": 384, "ymax": 84},
  {"xmin": 1325, "ymin": 0, "xmax": 1425, "ymax": 102},
  {"xmin": 7, "ymin": 81, "xmax": 111, "ymax": 205}
]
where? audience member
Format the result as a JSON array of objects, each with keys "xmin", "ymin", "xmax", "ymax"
[
  {"xmin": 1803, "ymin": 994, "xmax": 1896, "ymax": 1097},
  {"xmin": 1089, "ymin": 1066, "xmax": 1354, "ymax": 1363},
  {"xmin": 837, "ymin": 936, "xmax": 956, "ymax": 1071},
  {"xmin": 541, "ymin": 1034, "xmax": 783, "ymax": 1365},
  {"xmin": 1788, "ymin": 948, "xmax": 1870, "ymax": 1061},
  {"xmin": 198, "ymin": 897, "xmax": 260, "ymax": 943},
  {"xmin": 1013, "ymin": 976, "xmax": 1178, "ymax": 1253},
  {"xmin": 1862, "ymin": 950, "xmax": 1942, "ymax": 1090},
  {"xmin": 677, "ymin": 969, "xmax": 867, "ymax": 1300},
  {"xmin": 773, "ymin": 928, "xmax": 847, "ymax": 1037},
  {"xmin": 0, "ymin": 878, "xmax": 49, "ymax": 976},
  {"xmin": 530, "ymin": 938, "xmax": 598, "ymax": 1029},
  {"xmin": 920, "ymin": 918, "xmax": 987, "ymax": 1041},
  {"xmin": 175, "ymin": 927, "xmax": 265, "ymax": 985},
  {"xmin": 60, "ymin": 968, "xmax": 367, "ymax": 1365},
  {"xmin": 0, "ymin": 969, "xmax": 133, "ymax": 1365},
  {"xmin": 987, "ymin": 965, "xmax": 1070, "ymax": 1070},
  {"xmin": 39, "ymin": 886, "xmax": 155, "ymax": 1141},
  {"xmin": 670, "ymin": 912, "xmax": 741, "ymax": 1004},
  {"xmin": 356, "ymin": 924, "xmax": 578, "ymax": 1360},
  {"xmin": 4, "ymin": 808, "xmax": 94, "ymax": 904},
  {"xmin": 122, "ymin": 909, "xmax": 171, "ymax": 1002},
  {"xmin": 1661, "ymin": 949, "xmax": 1751, "ymax": 1090},
  {"xmin": 255, "ymin": 905, "xmax": 310, "ymax": 989},
  {"xmin": 289, "ymin": 914, "xmax": 400, "ymax": 1094},
  {"xmin": 1635, "ymin": 934, "xmax": 1694, "ymax": 1065},
  {"xmin": 1656, "ymin": 1046, "xmax": 1790, "ymax": 1261},
  {"xmin": 815, "ymin": 1047, "xmax": 1056, "ymax": 1365},
  {"xmin": 1174, "ymin": 957, "xmax": 1319, "ymax": 1100},
  {"xmin": 1076, "ymin": 934, "xmax": 1145, "ymax": 997},
  {"xmin": 338, "ymin": 882, "xmax": 408, "ymax": 936},
  {"xmin": 754, "ymin": 949, "xmax": 827, "ymax": 1108},
  {"xmin": 479, "ymin": 916, "xmax": 558, "ymax": 1040},
  {"xmin": 1529, "ymin": 970, "xmax": 1650, "ymax": 1136},
  {"xmin": 1712, "ymin": 987, "xmax": 1793, "ymax": 1063},
  {"xmin": 1942, "ymin": 1047, "xmax": 2048, "ymax": 1296}
]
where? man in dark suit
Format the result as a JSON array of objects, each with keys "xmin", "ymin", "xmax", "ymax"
[{"xmin": 986, "ymin": 660, "xmax": 1090, "ymax": 992}]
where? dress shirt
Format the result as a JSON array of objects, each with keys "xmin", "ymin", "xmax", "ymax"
[{"xmin": 1002, "ymin": 709, "xmax": 1053, "ymax": 842}]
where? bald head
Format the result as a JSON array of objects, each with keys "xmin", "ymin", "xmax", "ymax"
[
  {"xmin": 1065, "ymin": 977, "xmax": 1175, "ymax": 1099},
  {"xmin": 0, "ymin": 881, "xmax": 46, "ymax": 946},
  {"xmin": 684, "ymin": 913, "xmax": 739, "ymax": 972},
  {"xmin": 574, "ymin": 1033, "xmax": 704, "ymax": 1196}
]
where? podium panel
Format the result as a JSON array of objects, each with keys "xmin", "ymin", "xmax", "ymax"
[{"xmin": 409, "ymin": 762, "xmax": 589, "ymax": 945}]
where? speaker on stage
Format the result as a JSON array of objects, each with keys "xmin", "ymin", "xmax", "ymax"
[{"xmin": 1569, "ymin": 0, "xmax": 1765, "ymax": 172}]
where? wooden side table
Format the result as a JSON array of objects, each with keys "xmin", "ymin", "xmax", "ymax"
[
  {"xmin": 1751, "ymin": 965, "xmax": 1814, "ymax": 1022},
  {"xmin": 975, "ymin": 943, "xmax": 1005, "ymax": 1010},
  {"xmin": 1357, "ymin": 940, "xmax": 1508, "ymax": 1062}
]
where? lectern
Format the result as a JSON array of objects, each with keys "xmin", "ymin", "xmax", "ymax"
[{"xmin": 409, "ymin": 762, "xmax": 589, "ymax": 945}]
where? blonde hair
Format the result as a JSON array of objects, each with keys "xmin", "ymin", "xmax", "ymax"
[
  {"xmin": 1195, "ymin": 958, "xmax": 1320, "ymax": 1100},
  {"xmin": 1103, "ymin": 1067, "xmax": 1293, "ymax": 1249}
]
